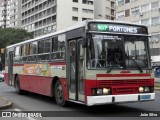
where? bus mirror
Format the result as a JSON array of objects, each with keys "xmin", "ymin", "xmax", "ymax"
[{"xmin": 82, "ymin": 33, "xmax": 87, "ymax": 47}]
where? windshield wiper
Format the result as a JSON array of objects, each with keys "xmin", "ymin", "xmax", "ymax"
[
  {"xmin": 127, "ymin": 56, "xmax": 143, "ymax": 73},
  {"xmin": 106, "ymin": 66, "xmax": 113, "ymax": 73},
  {"xmin": 106, "ymin": 65, "xmax": 122, "ymax": 73}
]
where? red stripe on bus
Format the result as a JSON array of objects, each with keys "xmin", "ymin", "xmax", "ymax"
[
  {"xmin": 5, "ymin": 64, "xmax": 23, "ymax": 66},
  {"xmin": 50, "ymin": 62, "xmax": 66, "ymax": 65}
]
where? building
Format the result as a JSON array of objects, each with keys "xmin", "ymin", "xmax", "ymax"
[
  {"xmin": 0, "ymin": 0, "xmax": 10, "ymax": 28},
  {"xmin": 9, "ymin": 0, "xmax": 21, "ymax": 28},
  {"xmin": 116, "ymin": 0, "xmax": 160, "ymax": 65},
  {"xmin": 94, "ymin": 0, "xmax": 116, "ymax": 20},
  {"xmin": 21, "ymin": 0, "xmax": 94, "ymax": 37}
]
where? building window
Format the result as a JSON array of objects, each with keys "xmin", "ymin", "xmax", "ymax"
[
  {"xmin": 131, "ymin": 7, "xmax": 140, "ymax": 15},
  {"xmin": 141, "ymin": 19, "xmax": 150, "ymax": 26},
  {"xmin": 72, "ymin": 7, "xmax": 78, "ymax": 12},
  {"xmin": 111, "ymin": 1, "xmax": 115, "ymax": 8},
  {"xmin": 82, "ymin": 9, "xmax": 93, "ymax": 14},
  {"xmin": 73, "ymin": 0, "xmax": 78, "ymax": 3},
  {"xmin": 141, "ymin": 4, "xmax": 150, "ymax": 13},
  {"xmin": 125, "ymin": 0, "xmax": 130, "ymax": 4},
  {"xmin": 117, "ymin": 11, "xmax": 125, "ymax": 19},
  {"xmin": 72, "ymin": 16, "xmax": 78, "ymax": 21},
  {"xmin": 125, "ymin": 9, "xmax": 130, "ymax": 17},
  {"xmin": 151, "ymin": 17, "xmax": 160, "ymax": 25},
  {"xmin": 151, "ymin": 1, "xmax": 159, "ymax": 10},
  {"xmin": 151, "ymin": 34, "xmax": 160, "ymax": 44},
  {"xmin": 82, "ymin": 18, "xmax": 87, "ymax": 21},
  {"xmin": 118, "ymin": 0, "xmax": 124, "ymax": 6}
]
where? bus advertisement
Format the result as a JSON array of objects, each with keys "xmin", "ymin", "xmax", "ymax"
[{"xmin": 4, "ymin": 20, "xmax": 155, "ymax": 106}]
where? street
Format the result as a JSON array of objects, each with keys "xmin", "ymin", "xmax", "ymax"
[{"xmin": 0, "ymin": 82, "xmax": 160, "ymax": 120}]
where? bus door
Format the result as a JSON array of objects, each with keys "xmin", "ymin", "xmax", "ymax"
[
  {"xmin": 68, "ymin": 39, "xmax": 85, "ymax": 102},
  {"xmin": 8, "ymin": 52, "xmax": 14, "ymax": 86}
]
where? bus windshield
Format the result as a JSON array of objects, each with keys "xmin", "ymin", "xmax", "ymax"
[{"xmin": 87, "ymin": 34, "xmax": 149, "ymax": 70}]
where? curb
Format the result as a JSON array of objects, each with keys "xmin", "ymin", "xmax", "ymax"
[{"xmin": 0, "ymin": 97, "xmax": 12, "ymax": 110}]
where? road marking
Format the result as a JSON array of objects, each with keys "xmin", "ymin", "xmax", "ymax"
[
  {"xmin": 14, "ymin": 108, "xmax": 36, "ymax": 120},
  {"xmin": 14, "ymin": 108, "xmax": 21, "ymax": 112},
  {"xmin": 0, "ymin": 90, "xmax": 15, "ymax": 92}
]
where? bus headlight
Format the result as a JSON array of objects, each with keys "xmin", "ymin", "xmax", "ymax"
[
  {"xmin": 103, "ymin": 88, "xmax": 111, "ymax": 94},
  {"xmin": 139, "ymin": 87, "xmax": 144, "ymax": 93},
  {"xmin": 144, "ymin": 87, "xmax": 150, "ymax": 92},
  {"xmin": 139, "ymin": 86, "xmax": 150, "ymax": 93},
  {"xmin": 97, "ymin": 89, "xmax": 103, "ymax": 95},
  {"xmin": 91, "ymin": 88, "xmax": 111, "ymax": 95}
]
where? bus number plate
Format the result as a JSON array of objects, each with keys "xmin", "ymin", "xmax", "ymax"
[{"xmin": 140, "ymin": 95, "xmax": 151, "ymax": 100}]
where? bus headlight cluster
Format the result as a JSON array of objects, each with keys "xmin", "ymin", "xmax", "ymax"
[
  {"xmin": 139, "ymin": 86, "xmax": 150, "ymax": 93},
  {"xmin": 92, "ymin": 88, "xmax": 111, "ymax": 95}
]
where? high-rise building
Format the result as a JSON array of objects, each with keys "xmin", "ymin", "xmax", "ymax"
[
  {"xmin": 21, "ymin": 0, "xmax": 94, "ymax": 37},
  {"xmin": 116, "ymin": 0, "xmax": 160, "ymax": 64},
  {"xmin": 94, "ymin": 0, "xmax": 116, "ymax": 20},
  {"xmin": 9, "ymin": 0, "xmax": 21, "ymax": 28},
  {"xmin": 0, "ymin": 0, "xmax": 10, "ymax": 28}
]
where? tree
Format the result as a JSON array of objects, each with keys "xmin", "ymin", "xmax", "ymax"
[{"xmin": 0, "ymin": 28, "xmax": 33, "ymax": 69}]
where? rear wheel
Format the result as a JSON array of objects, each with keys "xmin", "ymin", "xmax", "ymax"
[{"xmin": 55, "ymin": 80, "xmax": 66, "ymax": 106}]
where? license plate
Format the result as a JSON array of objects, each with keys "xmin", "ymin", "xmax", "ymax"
[{"xmin": 140, "ymin": 95, "xmax": 151, "ymax": 100}]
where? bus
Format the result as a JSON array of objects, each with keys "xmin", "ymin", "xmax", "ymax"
[{"xmin": 4, "ymin": 20, "xmax": 155, "ymax": 106}]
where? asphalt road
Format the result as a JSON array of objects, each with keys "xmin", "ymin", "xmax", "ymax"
[{"xmin": 0, "ymin": 81, "xmax": 160, "ymax": 120}]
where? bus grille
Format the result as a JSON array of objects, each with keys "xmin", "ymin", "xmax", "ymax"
[
  {"xmin": 112, "ymin": 87, "xmax": 138, "ymax": 95},
  {"xmin": 97, "ymin": 80, "xmax": 150, "ymax": 86}
]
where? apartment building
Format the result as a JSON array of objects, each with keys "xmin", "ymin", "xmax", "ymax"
[
  {"xmin": 21, "ymin": 0, "xmax": 94, "ymax": 37},
  {"xmin": 94, "ymin": 0, "xmax": 116, "ymax": 20},
  {"xmin": 116, "ymin": 0, "xmax": 160, "ymax": 64},
  {"xmin": 9, "ymin": 0, "xmax": 21, "ymax": 28},
  {"xmin": 0, "ymin": 0, "xmax": 10, "ymax": 28}
]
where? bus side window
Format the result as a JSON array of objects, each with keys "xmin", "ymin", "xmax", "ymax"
[
  {"xmin": 38, "ymin": 39, "xmax": 50, "ymax": 61},
  {"xmin": 28, "ymin": 41, "xmax": 38, "ymax": 62},
  {"xmin": 14, "ymin": 46, "xmax": 21, "ymax": 63},
  {"xmin": 51, "ymin": 34, "xmax": 65, "ymax": 60},
  {"xmin": 21, "ymin": 44, "xmax": 29, "ymax": 62}
]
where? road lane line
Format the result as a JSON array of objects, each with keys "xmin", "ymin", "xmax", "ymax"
[{"xmin": 14, "ymin": 108, "xmax": 36, "ymax": 120}]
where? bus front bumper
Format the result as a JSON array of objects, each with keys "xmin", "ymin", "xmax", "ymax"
[{"xmin": 87, "ymin": 93, "xmax": 155, "ymax": 106}]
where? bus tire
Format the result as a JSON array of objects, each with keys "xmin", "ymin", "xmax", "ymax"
[
  {"xmin": 15, "ymin": 76, "xmax": 23, "ymax": 95},
  {"xmin": 55, "ymin": 80, "xmax": 66, "ymax": 106}
]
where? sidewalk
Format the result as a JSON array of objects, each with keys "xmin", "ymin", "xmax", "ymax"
[{"xmin": 0, "ymin": 96, "xmax": 12, "ymax": 109}]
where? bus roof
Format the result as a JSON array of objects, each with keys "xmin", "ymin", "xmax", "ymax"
[{"xmin": 6, "ymin": 19, "xmax": 147, "ymax": 49}]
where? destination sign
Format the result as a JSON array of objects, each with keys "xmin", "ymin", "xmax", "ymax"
[{"xmin": 88, "ymin": 23, "xmax": 148, "ymax": 34}]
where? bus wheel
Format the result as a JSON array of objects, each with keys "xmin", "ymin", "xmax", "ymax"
[
  {"xmin": 55, "ymin": 80, "xmax": 66, "ymax": 106},
  {"xmin": 15, "ymin": 76, "xmax": 23, "ymax": 95}
]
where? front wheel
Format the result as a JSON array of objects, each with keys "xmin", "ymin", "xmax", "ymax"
[{"xmin": 55, "ymin": 80, "xmax": 66, "ymax": 106}]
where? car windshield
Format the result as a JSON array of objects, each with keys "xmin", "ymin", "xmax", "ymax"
[{"xmin": 87, "ymin": 34, "xmax": 149, "ymax": 70}]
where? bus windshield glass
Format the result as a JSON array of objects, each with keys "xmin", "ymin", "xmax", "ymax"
[{"xmin": 87, "ymin": 34, "xmax": 149, "ymax": 70}]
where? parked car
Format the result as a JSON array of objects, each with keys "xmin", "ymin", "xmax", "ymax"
[{"xmin": 0, "ymin": 71, "xmax": 4, "ymax": 82}]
